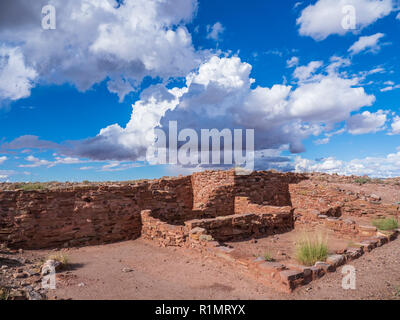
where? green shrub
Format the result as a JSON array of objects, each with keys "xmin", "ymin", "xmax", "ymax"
[
  {"xmin": 0, "ymin": 287, "xmax": 10, "ymax": 300},
  {"xmin": 372, "ymin": 217, "xmax": 399, "ymax": 231},
  {"xmin": 296, "ymin": 234, "xmax": 328, "ymax": 266},
  {"xmin": 264, "ymin": 252, "xmax": 274, "ymax": 262},
  {"xmin": 17, "ymin": 183, "xmax": 46, "ymax": 191},
  {"xmin": 354, "ymin": 177, "xmax": 371, "ymax": 185}
]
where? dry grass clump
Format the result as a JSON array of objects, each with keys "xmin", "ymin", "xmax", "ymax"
[
  {"xmin": 296, "ymin": 233, "xmax": 328, "ymax": 266},
  {"xmin": 46, "ymin": 253, "xmax": 69, "ymax": 269},
  {"xmin": 16, "ymin": 183, "xmax": 47, "ymax": 191},
  {"xmin": 263, "ymin": 252, "xmax": 274, "ymax": 262},
  {"xmin": 372, "ymin": 217, "xmax": 399, "ymax": 231}
]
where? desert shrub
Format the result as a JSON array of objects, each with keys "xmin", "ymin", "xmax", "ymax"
[
  {"xmin": 264, "ymin": 252, "xmax": 274, "ymax": 262},
  {"xmin": 354, "ymin": 177, "xmax": 371, "ymax": 185},
  {"xmin": 296, "ymin": 234, "xmax": 328, "ymax": 266},
  {"xmin": 372, "ymin": 217, "xmax": 399, "ymax": 231},
  {"xmin": 46, "ymin": 253, "xmax": 69, "ymax": 269},
  {"xmin": 0, "ymin": 287, "xmax": 10, "ymax": 300},
  {"xmin": 16, "ymin": 183, "xmax": 46, "ymax": 191}
]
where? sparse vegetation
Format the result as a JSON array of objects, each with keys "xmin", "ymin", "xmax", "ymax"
[
  {"xmin": 395, "ymin": 286, "xmax": 400, "ymax": 297},
  {"xmin": 46, "ymin": 253, "xmax": 69, "ymax": 269},
  {"xmin": 16, "ymin": 183, "xmax": 47, "ymax": 191},
  {"xmin": 0, "ymin": 287, "xmax": 10, "ymax": 300},
  {"xmin": 372, "ymin": 217, "xmax": 399, "ymax": 231},
  {"xmin": 296, "ymin": 233, "xmax": 328, "ymax": 266},
  {"xmin": 354, "ymin": 177, "xmax": 371, "ymax": 185},
  {"xmin": 264, "ymin": 252, "xmax": 274, "ymax": 262}
]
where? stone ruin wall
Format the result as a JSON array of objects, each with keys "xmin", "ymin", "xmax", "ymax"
[
  {"xmin": 0, "ymin": 170, "xmax": 306, "ymax": 249},
  {"xmin": 0, "ymin": 177, "xmax": 194, "ymax": 249}
]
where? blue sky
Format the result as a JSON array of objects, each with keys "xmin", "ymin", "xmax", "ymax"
[{"xmin": 1, "ymin": 0, "xmax": 400, "ymax": 181}]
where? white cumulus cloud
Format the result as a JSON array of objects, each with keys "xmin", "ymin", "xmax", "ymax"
[
  {"xmin": 206, "ymin": 22, "xmax": 225, "ymax": 41},
  {"xmin": 0, "ymin": 46, "xmax": 37, "ymax": 102},
  {"xmin": 286, "ymin": 56, "xmax": 299, "ymax": 68},
  {"xmin": 389, "ymin": 116, "xmax": 400, "ymax": 135},
  {"xmin": 297, "ymin": 0, "xmax": 394, "ymax": 40},
  {"xmin": 0, "ymin": 0, "xmax": 201, "ymax": 102},
  {"xmin": 348, "ymin": 33, "xmax": 385, "ymax": 55},
  {"xmin": 58, "ymin": 55, "xmax": 375, "ymax": 160},
  {"xmin": 347, "ymin": 110, "xmax": 387, "ymax": 134},
  {"xmin": 295, "ymin": 148, "xmax": 400, "ymax": 178}
]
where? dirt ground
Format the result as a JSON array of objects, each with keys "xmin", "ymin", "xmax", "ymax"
[
  {"xmin": 38, "ymin": 237, "xmax": 400, "ymax": 300},
  {"xmin": 226, "ymin": 224, "xmax": 351, "ymax": 265}
]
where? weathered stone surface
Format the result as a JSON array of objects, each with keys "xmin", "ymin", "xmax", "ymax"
[
  {"xmin": 356, "ymin": 241, "xmax": 375, "ymax": 252},
  {"xmin": 346, "ymin": 246, "xmax": 363, "ymax": 260},
  {"xmin": 326, "ymin": 254, "xmax": 346, "ymax": 267},
  {"xmin": 315, "ymin": 261, "xmax": 335, "ymax": 272},
  {"xmin": 258, "ymin": 261, "xmax": 286, "ymax": 273},
  {"xmin": 280, "ymin": 270, "xmax": 304, "ymax": 282}
]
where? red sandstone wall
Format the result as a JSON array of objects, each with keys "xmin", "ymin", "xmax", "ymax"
[
  {"xmin": 0, "ymin": 170, "xmax": 305, "ymax": 249},
  {"xmin": 185, "ymin": 207, "xmax": 294, "ymax": 242},
  {"xmin": 191, "ymin": 170, "xmax": 304, "ymax": 218},
  {"xmin": 234, "ymin": 171, "xmax": 299, "ymax": 207},
  {"xmin": 0, "ymin": 176, "xmax": 194, "ymax": 249},
  {"xmin": 191, "ymin": 170, "xmax": 235, "ymax": 218}
]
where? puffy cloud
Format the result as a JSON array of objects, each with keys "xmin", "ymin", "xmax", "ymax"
[
  {"xmin": 0, "ymin": 46, "xmax": 37, "ymax": 102},
  {"xmin": 0, "ymin": 156, "xmax": 7, "ymax": 164},
  {"xmin": 293, "ymin": 61, "xmax": 323, "ymax": 82},
  {"xmin": 59, "ymin": 55, "xmax": 374, "ymax": 161},
  {"xmin": 0, "ymin": 0, "xmax": 201, "ymax": 102},
  {"xmin": 297, "ymin": 0, "xmax": 393, "ymax": 40},
  {"xmin": 206, "ymin": 22, "xmax": 225, "ymax": 41},
  {"xmin": 286, "ymin": 56, "xmax": 299, "ymax": 68},
  {"xmin": 289, "ymin": 75, "xmax": 375, "ymax": 123},
  {"xmin": 313, "ymin": 128, "xmax": 345, "ymax": 145},
  {"xmin": 294, "ymin": 149, "xmax": 400, "ymax": 178},
  {"xmin": 1, "ymin": 55, "xmax": 376, "ymax": 165},
  {"xmin": 314, "ymin": 137, "xmax": 330, "ymax": 145},
  {"xmin": 389, "ymin": 116, "xmax": 400, "ymax": 135},
  {"xmin": 19, "ymin": 155, "xmax": 84, "ymax": 168},
  {"xmin": 347, "ymin": 110, "xmax": 387, "ymax": 134},
  {"xmin": 348, "ymin": 33, "xmax": 385, "ymax": 55}
]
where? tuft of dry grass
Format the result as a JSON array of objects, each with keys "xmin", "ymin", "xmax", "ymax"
[
  {"xmin": 372, "ymin": 217, "xmax": 399, "ymax": 231},
  {"xmin": 46, "ymin": 253, "xmax": 69, "ymax": 269},
  {"xmin": 296, "ymin": 233, "xmax": 328, "ymax": 266},
  {"xmin": 263, "ymin": 252, "xmax": 274, "ymax": 262},
  {"xmin": 16, "ymin": 183, "xmax": 47, "ymax": 191},
  {"xmin": 0, "ymin": 287, "xmax": 10, "ymax": 300}
]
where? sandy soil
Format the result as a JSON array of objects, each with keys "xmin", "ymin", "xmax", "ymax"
[
  {"xmin": 226, "ymin": 224, "xmax": 351, "ymax": 265},
  {"xmin": 39, "ymin": 238, "xmax": 400, "ymax": 300}
]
